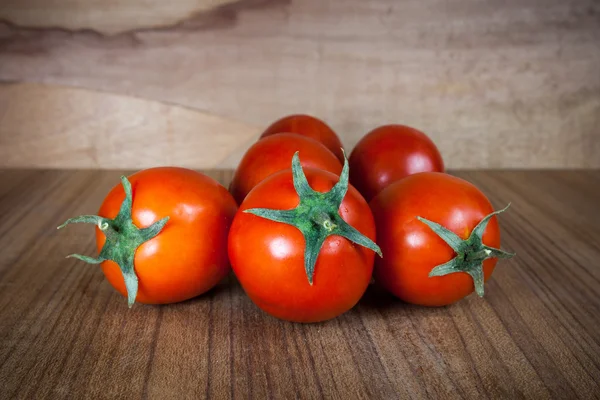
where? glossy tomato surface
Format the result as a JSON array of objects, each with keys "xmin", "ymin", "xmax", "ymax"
[
  {"xmin": 349, "ymin": 124, "xmax": 444, "ymax": 201},
  {"xmin": 260, "ymin": 114, "xmax": 345, "ymax": 162},
  {"xmin": 96, "ymin": 167, "xmax": 237, "ymax": 304},
  {"xmin": 229, "ymin": 133, "xmax": 342, "ymax": 204},
  {"xmin": 228, "ymin": 168, "xmax": 376, "ymax": 322},
  {"xmin": 370, "ymin": 172, "xmax": 500, "ymax": 306}
]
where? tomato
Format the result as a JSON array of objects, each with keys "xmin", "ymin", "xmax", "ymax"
[
  {"xmin": 59, "ymin": 167, "xmax": 237, "ymax": 306},
  {"xmin": 369, "ymin": 172, "xmax": 513, "ymax": 306},
  {"xmin": 229, "ymin": 133, "xmax": 342, "ymax": 204},
  {"xmin": 228, "ymin": 153, "xmax": 380, "ymax": 322},
  {"xmin": 260, "ymin": 114, "xmax": 345, "ymax": 162},
  {"xmin": 349, "ymin": 124, "xmax": 444, "ymax": 201}
]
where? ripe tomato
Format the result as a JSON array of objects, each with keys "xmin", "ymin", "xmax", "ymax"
[
  {"xmin": 260, "ymin": 114, "xmax": 345, "ymax": 162},
  {"xmin": 369, "ymin": 172, "xmax": 513, "ymax": 306},
  {"xmin": 349, "ymin": 124, "xmax": 444, "ymax": 201},
  {"xmin": 228, "ymin": 154, "xmax": 380, "ymax": 322},
  {"xmin": 229, "ymin": 133, "xmax": 342, "ymax": 204},
  {"xmin": 60, "ymin": 167, "xmax": 237, "ymax": 306}
]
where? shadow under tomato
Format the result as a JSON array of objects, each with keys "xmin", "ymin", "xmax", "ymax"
[
  {"xmin": 356, "ymin": 282, "xmax": 458, "ymax": 316},
  {"xmin": 141, "ymin": 272, "xmax": 242, "ymax": 308},
  {"xmin": 356, "ymin": 282, "xmax": 401, "ymax": 311}
]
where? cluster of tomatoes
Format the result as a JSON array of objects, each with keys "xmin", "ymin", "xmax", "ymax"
[{"xmin": 60, "ymin": 115, "xmax": 513, "ymax": 323}]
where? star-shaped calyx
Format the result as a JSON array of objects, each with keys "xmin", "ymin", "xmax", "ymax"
[
  {"xmin": 244, "ymin": 151, "xmax": 382, "ymax": 284},
  {"xmin": 417, "ymin": 204, "xmax": 515, "ymax": 297},
  {"xmin": 57, "ymin": 176, "xmax": 169, "ymax": 307}
]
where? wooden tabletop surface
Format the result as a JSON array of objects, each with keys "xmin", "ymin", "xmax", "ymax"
[{"xmin": 0, "ymin": 169, "xmax": 599, "ymax": 399}]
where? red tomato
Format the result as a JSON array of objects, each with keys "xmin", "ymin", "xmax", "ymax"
[
  {"xmin": 349, "ymin": 124, "xmax": 444, "ymax": 201},
  {"xmin": 370, "ymin": 172, "xmax": 512, "ymax": 306},
  {"xmin": 61, "ymin": 167, "xmax": 237, "ymax": 306},
  {"xmin": 230, "ymin": 133, "xmax": 342, "ymax": 204},
  {"xmin": 260, "ymin": 114, "xmax": 345, "ymax": 162},
  {"xmin": 228, "ymin": 166, "xmax": 378, "ymax": 323}
]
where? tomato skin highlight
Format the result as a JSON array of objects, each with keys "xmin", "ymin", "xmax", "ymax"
[
  {"xmin": 260, "ymin": 114, "xmax": 345, "ymax": 163},
  {"xmin": 95, "ymin": 167, "xmax": 237, "ymax": 305},
  {"xmin": 228, "ymin": 168, "xmax": 376, "ymax": 323},
  {"xmin": 369, "ymin": 172, "xmax": 500, "ymax": 306},
  {"xmin": 349, "ymin": 124, "xmax": 444, "ymax": 201},
  {"xmin": 229, "ymin": 133, "xmax": 342, "ymax": 204}
]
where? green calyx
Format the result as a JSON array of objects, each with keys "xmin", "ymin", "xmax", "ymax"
[
  {"xmin": 244, "ymin": 151, "xmax": 382, "ymax": 285},
  {"xmin": 57, "ymin": 176, "xmax": 169, "ymax": 307},
  {"xmin": 417, "ymin": 204, "xmax": 515, "ymax": 297}
]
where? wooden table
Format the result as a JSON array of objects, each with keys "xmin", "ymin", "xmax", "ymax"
[{"xmin": 1, "ymin": 169, "xmax": 599, "ymax": 399}]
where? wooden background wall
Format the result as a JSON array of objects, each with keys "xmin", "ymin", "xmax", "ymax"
[{"xmin": 0, "ymin": 0, "xmax": 599, "ymax": 169}]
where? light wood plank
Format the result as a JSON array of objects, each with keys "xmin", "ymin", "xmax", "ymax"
[
  {"xmin": 0, "ymin": 0, "xmax": 599, "ymax": 168},
  {"xmin": 0, "ymin": 0, "xmax": 237, "ymax": 35},
  {"xmin": 0, "ymin": 83, "xmax": 260, "ymax": 169}
]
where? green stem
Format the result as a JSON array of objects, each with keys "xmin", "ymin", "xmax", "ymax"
[
  {"xmin": 244, "ymin": 151, "xmax": 381, "ymax": 284},
  {"xmin": 465, "ymin": 248, "xmax": 492, "ymax": 262},
  {"xmin": 58, "ymin": 176, "xmax": 170, "ymax": 307},
  {"xmin": 419, "ymin": 205, "xmax": 515, "ymax": 297},
  {"xmin": 312, "ymin": 211, "xmax": 337, "ymax": 231},
  {"xmin": 99, "ymin": 222, "xmax": 120, "ymax": 242}
]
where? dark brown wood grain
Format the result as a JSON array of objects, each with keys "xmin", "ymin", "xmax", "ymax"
[{"xmin": 0, "ymin": 169, "xmax": 599, "ymax": 399}]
